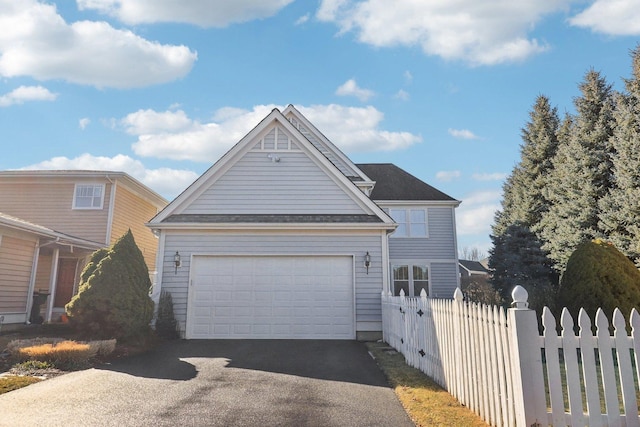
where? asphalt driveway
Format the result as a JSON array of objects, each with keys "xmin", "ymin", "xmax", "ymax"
[{"xmin": 0, "ymin": 340, "xmax": 414, "ymax": 427}]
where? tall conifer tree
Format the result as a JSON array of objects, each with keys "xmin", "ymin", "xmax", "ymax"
[
  {"xmin": 537, "ymin": 70, "xmax": 615, "ymax": 272},
  {"xmin": 599, "ymin": 46, "xmax": 640, "ymax": 265},
  {"xmin": 489, "ymin": 96, "xmax": 559, "ymax": 308}
]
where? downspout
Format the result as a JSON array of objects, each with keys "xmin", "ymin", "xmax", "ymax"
[
  {"xmin": 105, "ymin": 175, "xmax": 117, "ymax": 245},
  {"xmin": 451, "ymin": 206, "xmax": 461, "ymax": 289},
  {"xmin": 381, "ymin": 230, "xmax": 390, "ymax": 294},
  {"xmin": 25, "ymin": 239, "xmax": 41, "ymax": 324},
  {"xmin": 46, "ymin": 247, "xmax": 60, "ymax": 322}
]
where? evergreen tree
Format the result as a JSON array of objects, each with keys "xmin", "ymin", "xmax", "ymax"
[
  {"xmin": 66, "ymin": 230, "xmax": 154, "ymax": 340},
  {"xmin": 489, "ymin": 95, "xmax": 559, "ymax": 310},
  {"xmin": 599, "ymin": 46, "xmax": 640, "ymax": 265},
  {"xmin": 537, "ymin": 70, "xmax": 615, "ymax": 272}
]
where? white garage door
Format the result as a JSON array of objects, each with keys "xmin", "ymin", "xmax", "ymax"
[{"xmin": 187, "ymin": 255, "xmax": 355, "ymax": 339}]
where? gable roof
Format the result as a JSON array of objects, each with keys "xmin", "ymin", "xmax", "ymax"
[
  {"xmin": 459, "ymin": 259, "xmax": 490, "ymax": 275},
  {"xmin": 356, "ymin": 163, "xmax": 459, "ymax": 204},
  {"xmin": 149, "ymin": 108, "xmax": 394, "ymax": 228}
]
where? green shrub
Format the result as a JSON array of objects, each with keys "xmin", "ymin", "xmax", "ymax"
[
  {"xmin": 66, "ymin": 230, "xmax": 154, "ymax": 341},
  {"xmin": 557, "ymin": 239, "xmax": 640, "ymax": 321},
  {"xmin": 155, "ymin": 290, "xmax": 180, "ymax": 339}
]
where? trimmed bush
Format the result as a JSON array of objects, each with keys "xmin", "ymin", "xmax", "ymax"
[
  {"xmin": 155, "ymin": 290, "xmax": 180, "ymax": 339},
  {"xmin": 66, "ymin": 230, "xmax": 154, "ymax": 341},
  {"xmin": 557, "ymin": 239, "xmax": 640, "ymax": 320}
]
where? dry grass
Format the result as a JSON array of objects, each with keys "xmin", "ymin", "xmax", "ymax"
[
  {"xmin": 366, "ymin": 341, "xmax": 488, "ymax": 427},
  {"xmin": 0, "ymin": 376, "xmax": 42, "ymax": 394}
]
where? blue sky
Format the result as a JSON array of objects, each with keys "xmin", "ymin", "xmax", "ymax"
[{"xmin": 1, "ymin": 0, "xmax": 639, "ymax": 256}]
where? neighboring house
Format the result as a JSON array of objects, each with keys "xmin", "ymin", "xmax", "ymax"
[
  {"xmin": 0, "ymin": 171, "xmax": 167, "ymax": 326},
  {"xmin": 148, "ymin": 106, "xmax": 460, "ymax": 340},
  {"xmin": 459, "ymin": 259, "xmax": 490, "ymax": 279}
]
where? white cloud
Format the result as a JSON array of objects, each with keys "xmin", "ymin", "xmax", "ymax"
[
  {"xmin": 0, "ymin": 85, "xmax": 57, "ymax": 107},
  {"xmin": 295, "ymin": 13, "xmax": 310, "ymax": 25},
  {"xmin": 394, "ymin": 89, "xmax": 410, "ymax": 101},
  {"xmin": 569, "ymin": 0, "xmax": 640, "ymax": 35},
  {"xmin": 456, "ymin": 190, "xmax": 502, "ymax": 236},
  {"xmin": 335, "ymin": 79, "xmax": 375, "ymax": 102},
  {"xmin": 436, "ymin": 170, "xmax": 461, "ymax": 182},
  {"xmin": 0, "ymin": 0, "xmax": 197, "ymax": 88},
  {"xmin": 472, "ymin": 172, "xmax": 507, "ymax": 181},
  {"xmin": 296, "ymin": 104, "xmax": 421, "ymax": 152},
  {"xmin": 22, "ymin": 153, "xmax": 198, "ymax": 199},
  {"xmin": 79, "ymin": 118, "xmax": 91, "ymax": 129},
  {"xmin": 127, "ymin": 104, "xmax": 421, "ymax": 162},
  {"xmin": 403, "ymin": 70, "xmax": 413, "ymax": 84},
  {"xmin": 77, "ymin": 0, "xmax": 294, "ymax": 27},
  {"xmin": 448, "ymin": 128, "xmax": 480, "ymax": 140},
  {"xmin": 317, "ymin": 0, "xmax": 573, "ymax": 65}
]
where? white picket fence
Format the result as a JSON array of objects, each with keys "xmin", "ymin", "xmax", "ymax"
[{"xmin": 381, "ymin": 286, "xmax": 640, "ymax": 427}]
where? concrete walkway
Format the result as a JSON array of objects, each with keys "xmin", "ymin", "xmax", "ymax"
[{"xmin": 0, "ymin": 340, "xmax": 414, "ymax": 427}]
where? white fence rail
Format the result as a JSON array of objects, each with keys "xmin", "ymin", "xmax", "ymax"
[{"xmin": 381, "ymin": 286, "xmax": 640, "ymax": 427}]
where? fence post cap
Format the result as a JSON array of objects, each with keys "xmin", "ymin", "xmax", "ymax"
[
  {"xmin": 511, "ymin": 285, "xmax": 529, "ymax": 309},
  {"xmin": 453, "ymin": 287, "xmax": 463, "ymax": 302}
]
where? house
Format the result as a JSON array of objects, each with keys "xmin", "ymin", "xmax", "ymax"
[
  {"xmin": 148, "ymin": 106, "xmax": 460, "ymax": 340},
  {"xmin": 459, "ymin": 259, "xmax": 490, "ymax": 279},
  {"xmin": 0, "ymin": 171, "xmax": 167, "ymax": 327}
]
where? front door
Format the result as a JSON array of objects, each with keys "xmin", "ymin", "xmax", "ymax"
[{"xmin": 54, "ymin": 258, "xmax": 78, "ymax": 308}]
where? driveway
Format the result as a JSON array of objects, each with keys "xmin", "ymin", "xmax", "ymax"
[{"xmin": 0, "ymin": 340, "xmax": 414, "ymax": 427}]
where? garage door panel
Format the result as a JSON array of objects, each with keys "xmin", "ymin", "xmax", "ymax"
[{"xmin": 187, "ymin": 255, "xmax": 354, "ymax": 339}]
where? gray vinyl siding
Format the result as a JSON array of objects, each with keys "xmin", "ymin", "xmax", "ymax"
[
  {"xmin": 159, "ymin": 232, "xmax": 383, "ymax": 334},
  {"xmin": 430, "ymin": 262, "xmax": 459, "ymax": 299},
  {"xmin": 183, "ymin": 150, "xmax": 365, "ymax": 215},
  {"xmin": 387, "ymin": 207, "xmax": 457, "ymax": 259}
]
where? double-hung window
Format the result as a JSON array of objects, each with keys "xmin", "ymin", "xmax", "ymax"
[
  {"xmin": 73, "ymin": 184, "xmax": 105, "ymax": 209},
  {"xmin": 392, "ymin": 264, "xmax": 430, "ymax": 297},
  {"xmin": 389, "ymin": 209, "xmax": 428, "ymax": 237}
]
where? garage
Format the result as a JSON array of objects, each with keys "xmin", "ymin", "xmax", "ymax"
[{"xmin": 186, "ymin": 255, "xmax": 355, "ymax": 339}]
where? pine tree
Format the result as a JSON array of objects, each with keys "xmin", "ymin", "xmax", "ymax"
[
  {"xmin": 489, "ymin": 95, "xmax": 559, "ymax": 309},
  {"xmin": 66, "ymin": 230, "xmax": 154, "ymax": 340},
  {"xmin": 599, "ymin": 46, "xmax": 640, "ymax": 265},
  {"xmin": 537, "ymin": 70, "xmax": 615, "ymax": 272}
]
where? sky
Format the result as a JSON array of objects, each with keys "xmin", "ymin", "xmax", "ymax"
[{"xmin": 1, "ymin": 0, "xmax": 640, "ymax": 257}]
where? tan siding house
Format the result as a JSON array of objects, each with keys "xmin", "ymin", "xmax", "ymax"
[{"xmin": 0, "ymin": 171, "xmax": 167, "ymax": 327}]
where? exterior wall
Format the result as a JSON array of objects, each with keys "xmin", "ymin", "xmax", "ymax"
[
  {"xmin": 111, "ymin": 184, "xmax": 160, "ymax": 272},
  {"xmin": 0, "ymin": 179, "xmax": 111, "ymax": 244},
  {"xmin": 387, "ymin": 207, "xmax": 457, "ymax": 259},
  {"xmin": 182, "ymin": 150, "xmax": 366, "ymax": 215},
  {"xmin": 0, "ymin": 231, "xmax": 37, "ymax": 316},
  {"xmin": 385, "ymin": 206, "xmax": 459, "ymax": 297},
  {"xmin": 158, "ymin": 230, "xmax": 385, "ymax": 336}
]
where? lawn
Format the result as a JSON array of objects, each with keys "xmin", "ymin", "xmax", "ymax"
[{"xmin": 366, "ymin": 341, "xmax": 488, "ymax": 427}]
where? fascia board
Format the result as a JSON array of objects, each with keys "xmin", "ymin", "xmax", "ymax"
[
  {"xmin": 146, "ymin": 222, "xmax": 397, "ymax": 232},
  {"xmin": 282, "ymin": 105, "xmax": 373, "ymax": 182},
  {"xmin": 376, "ymin": 200, "xmax": 462, "ymax": 208}
]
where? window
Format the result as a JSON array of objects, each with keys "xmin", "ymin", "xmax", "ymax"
[
  {"xmin": 389, "ymin": 209, "xmax": 428, "ymax": 237},
  {"xmin": 73, "ymin": 184, "xmax": 105, "ymax": 209},
  {"xmin": 392, "ymin": 264, "xmax": 429, "ymax": 296}
]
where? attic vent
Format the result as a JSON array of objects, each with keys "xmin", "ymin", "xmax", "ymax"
[{"xmin": 257, "ymin": 125, "xmax": 298, "ymax": 151}]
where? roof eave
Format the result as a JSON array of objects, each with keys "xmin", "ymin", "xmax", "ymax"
[{"xmin": 147, "ymin": 222, "xmax": 397, "ymax": 232}]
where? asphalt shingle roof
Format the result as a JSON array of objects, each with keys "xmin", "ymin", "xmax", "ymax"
[
  {"xmin": 163, "ymin": 214, "xmax": 384, "ymax": 223},
  {"xmin": 356, "ymin": 163, "xmax": 457, "ymax": 201}
]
